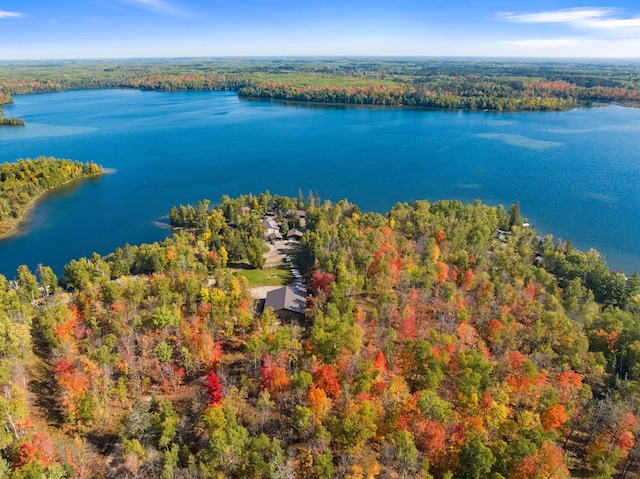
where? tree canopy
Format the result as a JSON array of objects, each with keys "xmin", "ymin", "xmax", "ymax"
[{"xmin": 0, "ymin": 191, "xmax": 639, "ymax": 478}]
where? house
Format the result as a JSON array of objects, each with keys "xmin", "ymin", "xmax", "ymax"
[
  {"xmin": 261, "ymin": 219, "xmax": 282, "ymax": 243},
  {"xmin": 268, "ymin": 231, "xmax": 282, "ymax": 243},
  {"xmin": 261, "ymin": 219, "xmax": 279, "ymax": 231},
  {"xmin": 286, "ymin": 209, "xmax": 307, "ymax": 227},
  {"xmin": 264, "ymin": 284, "xmax": 307, "ymax": 322},
  {"xmin": 286, "ymin": 228, "xmax": 304, "ymax": 241}
]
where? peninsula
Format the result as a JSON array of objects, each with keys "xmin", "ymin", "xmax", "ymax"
[
  {"xmin": 0, "ymin": 92, "xmax": 24, "ymax": 126},
  {"xmin": 0, "ymin": 157, "xmax": 103, "ymax": 237}
]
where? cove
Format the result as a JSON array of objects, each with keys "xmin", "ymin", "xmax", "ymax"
[{"xmin": 1, "ymin": 89, "xmax": 640, "ymax": 276}]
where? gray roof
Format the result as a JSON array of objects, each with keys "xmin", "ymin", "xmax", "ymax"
[
  {"xmin": 261, "ymin": 219, "xmax": 279, "ymax": 230},
  {"xmin": 264, "ymin": 284, "xmax": 307, "ymax": 314},
  {"xmin": 287, "ymin": 228, "xmax": 304, "ymax": 238}
]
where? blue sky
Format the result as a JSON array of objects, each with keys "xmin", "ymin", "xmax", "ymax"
[{"xmin": 2, "ymin": 1, "xmax": 640, "ymax": 59}]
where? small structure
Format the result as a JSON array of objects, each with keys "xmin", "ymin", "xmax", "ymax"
[
  {"xmin": 268, "ymin": 231, "xmax": 283, "ymax": 243},
  {"xmin": 262, "ymin": 219, "xmax": 282, "ymax": 243},
  {"xmin": 264, "ymin": 284, "xmax": 307, "ymax": 322},
  {"xmin": 261, "ymin": 219, "xmax": 279, "ymax": 231},
  {"xmin": 287, "ymin": 228, "xmax": 304, "ymax": 242},
  {"xmin": 285, "ymin": 209, "xmax": 306, "ymax": 227}
]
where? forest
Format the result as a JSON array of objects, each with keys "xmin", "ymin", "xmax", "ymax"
[
  {"xmin": 0, "ymin": 157, "xmax": 103, "ymax": 236},
  {"xmin": 1, "ymin": 58, "xmax": 640, "ymax": 111},
  {"xmin": 0, "ymin": 190, "xmax": 639, "ymax": 478}
]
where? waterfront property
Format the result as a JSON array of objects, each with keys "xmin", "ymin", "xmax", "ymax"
[{"xmin": 3, "ymin": 90, "xmax": 640, "ymax": 276}]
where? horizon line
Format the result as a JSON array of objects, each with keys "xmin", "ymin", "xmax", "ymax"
[{"xmin": 2, "ymin": 54, "xmax": 640, "ymax": 63}]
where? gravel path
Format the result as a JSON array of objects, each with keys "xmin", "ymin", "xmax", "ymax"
[{"xmin": 249, "ymin": 285, "xmax": 283, "ymax": 300}]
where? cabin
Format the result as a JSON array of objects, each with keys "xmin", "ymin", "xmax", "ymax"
[
  {"xmin": 285, "ymin": 209, "xmax": 307, "ymax": 227},
  {"xmin": 268, "ymin": 231, "xmax": 283, "ymax": 243},
  {"xmin": 264, "ymin": 284, "xmax": 307, "ymax": 322},
  {"xmin": 286, "ymin": 228, "xmax": 304, "ymax": 242},
  {"xmin": 262, "ymin": 219, "xmax": 282, "ymax": 243},
  {"xmin": 261, "ymin": 219, "xmax": 279, "ymax": 231}
]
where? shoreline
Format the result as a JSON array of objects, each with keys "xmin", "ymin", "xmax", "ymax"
[
  {"xmin": 0, "ymin": 169, "xmax": 108, "ymax": 241},
  {"xmin": 239, "ymin": 94, "xmax": 596, "ymax": 113}
]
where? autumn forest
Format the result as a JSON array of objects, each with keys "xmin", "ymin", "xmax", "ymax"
[
  {"xmin": 0, "ymin": 185, "xmax": 639, "ymax": 478},
  {"xmin": 1, "ymin": 54, "xmax": 640, "ymax": 479}
]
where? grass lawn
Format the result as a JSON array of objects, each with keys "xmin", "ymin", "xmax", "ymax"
[{"xmin": 235, "ymin": 265, "xmax": 293, "ymax": 288}]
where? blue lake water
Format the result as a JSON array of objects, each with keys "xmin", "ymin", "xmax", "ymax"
[{"xmin": 1, "ymin": 89, "xmax": 640, "ymax": 276}]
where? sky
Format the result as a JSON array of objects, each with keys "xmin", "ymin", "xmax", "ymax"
[{"xmin": 2, "ymin": 1, "xmax": 640, "ymax": 59}]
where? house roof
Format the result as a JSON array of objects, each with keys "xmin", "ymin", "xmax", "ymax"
[
  {"xmin": 264, "ymin": 284, "xmax": 307, "ymax": 315},
  {"xmin": 286, "ymin": 209, "xmax": 307, "ymax": 218},
  {"xmin": 287, "ymin": 228, "xmax": 304, "ymax": 238},
  {"xmin": 261, "ymin": 219, "xmax": 279, "ymax": 230}
]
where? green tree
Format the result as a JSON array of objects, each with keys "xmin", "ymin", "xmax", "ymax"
[
  {"xmin": 16, "ymin": 265, "xmax": 41, "ymax": 303},
  {"xmin": 246, "ymin": 237, "xmax": 266, "ymax": 269},
  {"xmin": 458, "ymin": 435, "xmax": 495, "ymax": 479},
  {"xmin": 37, "ymin": 265, "xmax": 57, "ymax": 296}
]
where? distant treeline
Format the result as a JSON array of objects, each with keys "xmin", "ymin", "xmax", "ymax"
[
  {"xmin": 0, "ymin": 157, "xmax": 102, "ymax": 235},
  {"xmin": 1, "ymin": 58, "xmax": 640, "ymax": 111}
]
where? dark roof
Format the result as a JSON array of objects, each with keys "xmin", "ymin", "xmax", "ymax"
[
  {"xmin": 264, "ymin": 284, "xmax": 307, "ymax": 315},
  {"xmin": 287, "ymin": 228, "xmax": 304, "ymax": 238},
  {"xmin": 286, "ymin": 209, "xmax": 306, "ymax": 218}
]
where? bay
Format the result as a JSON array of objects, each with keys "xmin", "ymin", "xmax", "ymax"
[{"xmin": 1, "ymin": 89, "xmax": 640, "ymax": 276}]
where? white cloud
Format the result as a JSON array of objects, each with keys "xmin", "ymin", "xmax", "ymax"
[
  {"xmin": 121, "ymin": 0, "xmax": 182, "ymax": 15},
  {"xmin": 0, "ymin": 10, "xmax": 22, "ymax": 19},
  {"xmin": 500, "ymin": 38, "xmax": 584, "ymax": 48},
  {"xmin": 498, "ymin": 7, "xmax": 640, "ymax": 33},
  {"xmin": 497, "ymin": 37, "xmax": 640, "ymax": 57},
  {"xmin": 496, "ymin": 7, "xmax": 640, "ymax": 56}
]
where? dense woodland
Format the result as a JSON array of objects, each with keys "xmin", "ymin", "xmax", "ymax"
[
  {"xmin": 1, "ymin": 58, "xmax": 640, "ymax": 111},
  {"xmin": 0, "ymin": 157, "xmax": 102, "ymax": 236},
  {"xmin": 0, "ymin": 190, "xmax": 639, "ymax": 478}
]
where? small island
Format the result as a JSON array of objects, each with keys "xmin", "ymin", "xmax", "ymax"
[
  {"xmin": 0, "ymin": 115, "xmax": 25, "ymax": 126},
  {"xmin": 0, "ymin": 156, "xmax": 103, "ymax": 237}
]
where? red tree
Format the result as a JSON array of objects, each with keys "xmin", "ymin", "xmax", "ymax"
[
  {"xmin": 206, "ymin": 370, "xmax": 223, "ymax": 404},
  {"xmin": 312, "ymin": 364, "xmax": 342, "ymax": 399},
  {"xmin": 310, "ymin": 270, "xmax": 335, "ymax": 295}
]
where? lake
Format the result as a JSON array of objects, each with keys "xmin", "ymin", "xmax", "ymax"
[{"xmin": 1, "ymin": 89, "xmax": 640, "ymax": 277}]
